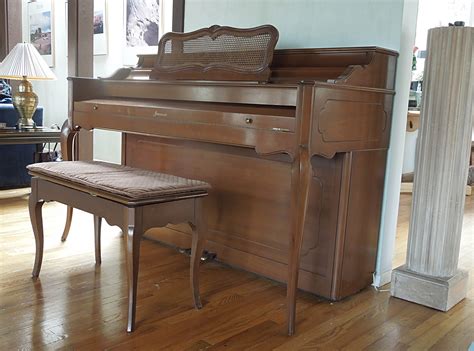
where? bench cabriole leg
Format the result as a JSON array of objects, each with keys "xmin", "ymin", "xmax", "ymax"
[
  {"xmin": 29, "ymin": 179, "xmax": 45, "ymax": 279},
  {"xmin": 190, "ymin": 197, "xmax": 207, "ymax": 310},
  {"xmin": 94, "ymin": 215, "xmax": 102, "ymax": 265},
  {"xmin": 61, "ymin": 206, "xmax": 74, "ymax": 242},
  {"xmin": 59, "ymin": 120, "xmax": 77, "ymax": 243},
  {"xmin": 124, "ymin": 208, "xmax": 143, "ymax": 333}
]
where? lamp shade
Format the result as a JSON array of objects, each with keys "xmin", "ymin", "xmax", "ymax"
[{"xmin": 0, "ymin": 43, "xmax": 56, "ymax": 80}]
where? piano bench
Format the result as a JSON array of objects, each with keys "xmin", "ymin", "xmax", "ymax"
[{"xmin": 26, "ymin": 160, "xmax": 210, "ymax": 332}]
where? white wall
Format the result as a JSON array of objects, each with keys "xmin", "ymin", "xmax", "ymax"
[{"xmin": 184, "ymin": 0, "xmax": 416, "ymax": 287}]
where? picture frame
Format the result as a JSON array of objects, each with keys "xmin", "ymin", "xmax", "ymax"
[
  {"xmin": 93, "ymin": 0, "xmax": 108, "ymax": 55},
  {"xmin": 27, "ymin": 0, "xmax": 54, "ymax": 67},
  {"xmin": 125, "ymin": 0, "xmax": 161, "ymax": 49},
  {"xmin": 124, "ymin": 0, "xmax": 168, "ymax": 66}
]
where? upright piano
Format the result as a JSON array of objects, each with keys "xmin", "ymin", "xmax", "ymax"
[{"xmin": 65, "ymin": 26, "xmax": 397, "ymax": 334}]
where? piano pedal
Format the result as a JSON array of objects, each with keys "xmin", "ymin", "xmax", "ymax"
[{"xmin": 178, "ymin": 248, "xmax": 217, "ymax": 263}]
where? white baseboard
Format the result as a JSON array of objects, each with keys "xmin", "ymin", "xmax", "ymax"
[{"xmin": 372, "ymin": 270, "xmax": 393, "ymax": 288}]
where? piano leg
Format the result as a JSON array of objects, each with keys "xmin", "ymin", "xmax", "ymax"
[{"xmin": 287, "ymin": 148, "xmax": 311, "ymax": 336}]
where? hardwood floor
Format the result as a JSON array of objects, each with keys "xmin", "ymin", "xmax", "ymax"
[{"xmin": 0, "ymin": 189, "xmax": 472, "ymax": 350}]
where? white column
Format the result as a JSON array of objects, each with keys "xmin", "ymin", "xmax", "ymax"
[{"xmin": 391, "ymin": 26, "xmax": 474, "ymax": 311}]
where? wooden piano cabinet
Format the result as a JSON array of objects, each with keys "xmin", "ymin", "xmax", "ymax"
[
  {"xmin": 123, "ymin": 134, "xmax": 387, "ymax": 301},
  {"xmin": 67, "ymin": 45, "xmax": 397, "ymax": 334}
]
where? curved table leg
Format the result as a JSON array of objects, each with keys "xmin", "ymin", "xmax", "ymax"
[
  {"xmin": 60, "ymin": 206, "xmax": 74, "ymax": 242},
  {"xmin": 30, "ymin": 178, "xmax": 45, "ymax": 279},
  {"xmin": 94, "ymin": 215, "xmax": 102, "ymax": 265},
  {"xmin": 59, "ymin": 120, "xmax": 78, "ymax": 243},
  {"xmin": 124, "ymin": 208, "xmax": 143, "ymax": 333},
  {"xmin": 190, "ymin": 197, "xmax": 207, "ymax": 310}
]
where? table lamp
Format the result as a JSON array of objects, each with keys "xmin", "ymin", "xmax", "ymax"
[{"xmin": 0, "ymin": 43, "xmax": 56, "ymax": 129}]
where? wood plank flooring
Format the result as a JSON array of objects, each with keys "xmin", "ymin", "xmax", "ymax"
[{"xmin": 0, "ymin": 189, "xmax": 472, "ymax": 350}]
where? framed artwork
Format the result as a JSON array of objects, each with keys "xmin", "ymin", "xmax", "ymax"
[
  {"xmin": 93, "ymin": 0, "xmax": 108, "ymax": 55},
  {"xmin": 123, "ymin": 0, "xmax": 180, "ymax": 65},
  {"xmin": 125, "ymin": 0, "xmax": 161, "ymax": 48},
  {"xmin": 28, "ymin": 0, "xmax": 54, "ymax": 67}
]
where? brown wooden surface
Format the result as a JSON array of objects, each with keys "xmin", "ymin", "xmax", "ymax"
[
  {"xmin": 0, "ymin": 190, "xmax": 473, "ymax": 349},
  {"xmin": 132, "ymin": 46, "xmax": 398, "ymax": 86},
  {"xmin": 27, "ymin": 173, "xmax": 208, "ymax": 333},
  {"xmin": 338, "ymin": 150, "xmax": 387, "ymax": 297},
  {"xmin": 172, "ymin": 0, "xmax": 185, "ymax": 32},
  {"xmin": 272, "ymin": 47, "xmax": 397, "ymax": 88},
  {"xmin": 0, "ymin": 127, "xmax": 61, "ymax": 145},
  {"xmin": 0, "ymin": 0, "xmax": 21, "ymax": 61},
  {"xmin": 125, "ymin": 135, "xmax": 340, "ymax": 294},
  {"xmin": 150, "ymin": 25, "xmax": 279, "ymax": 82},
  {"xmin": 310, "ymin": 83, "xmax": 394, "ymax": 158},
  {"xmin": 0, "ymin": 0, "xmax": 6, "ymax": 60},
  {"xmin": 67, "ymin": 46, "xmax": 397, "ymax": 334},
  {"xmin": 0, "ymin": 0, "xmax": 21, "ymax": 93}
]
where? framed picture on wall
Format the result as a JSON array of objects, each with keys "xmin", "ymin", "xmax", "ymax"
[
  {"xmin": 27, "ymin": 0, "xmax": 54, "ymax": 67},
  {"xmin": 125, "ymin": 0, "xmax": 160, "ymax": 48},
  {"xmin": 123, "ymin": 0, "xmax": 182, "ymax": 65},
  {"xmin": 94, "ymin": 0, "xmax": 108, "ymax": 55},
  {"xmin": 124, "ymin": 0, "xmax": 164, "ymax": 65}
]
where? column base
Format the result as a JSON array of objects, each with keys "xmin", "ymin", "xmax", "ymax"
[{"xmin": 391, "ymin": 265, "xmax": 468, "ymax": 311}]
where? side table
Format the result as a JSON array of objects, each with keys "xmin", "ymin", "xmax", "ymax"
[
  {"xmin": 0, "ymin": 127, "xmax": 61, "ymax": 146},
  {"xmin": 0, "ymin": 127, "xmax": 61, "ymax": 188}
]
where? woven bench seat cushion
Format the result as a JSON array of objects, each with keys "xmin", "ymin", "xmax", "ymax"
[{"xmin": 27, "ymin": 161, "xmax": 210, "ymax": 201}]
